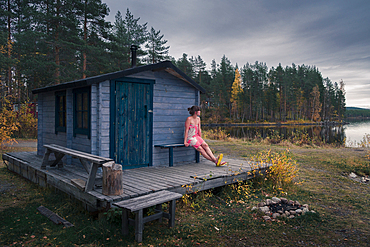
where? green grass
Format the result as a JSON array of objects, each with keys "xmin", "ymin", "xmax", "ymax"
[{"xmin": 1, "ymin": 140, "xmax": 370, "ymax": 246}]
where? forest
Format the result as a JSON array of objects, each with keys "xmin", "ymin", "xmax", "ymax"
[{"xmin": 0, "ymin": 0, "xmax": 346, "ymax": 124}]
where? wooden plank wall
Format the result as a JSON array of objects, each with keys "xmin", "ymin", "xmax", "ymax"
[
  {"xmin": 90, "ymin": 80, "xmax": 110, "ymax": 158},
  {"xmin": 126, "ymin": 71, "xmax": 199, "ymax": 166}
]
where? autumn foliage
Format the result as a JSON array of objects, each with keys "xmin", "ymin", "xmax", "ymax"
[{"xmin": 0, "ymin": 96, "xmax": 37, "ymax": 147}]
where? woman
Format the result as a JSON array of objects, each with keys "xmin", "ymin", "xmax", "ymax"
[{"xmin": 184, "ymin": 105, "xmax": 226, "ymax": 166}]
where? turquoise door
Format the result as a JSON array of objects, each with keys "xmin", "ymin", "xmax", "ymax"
[{"xmin": 111, "ymin": 78, "xmax": 153, "ymax": 169}]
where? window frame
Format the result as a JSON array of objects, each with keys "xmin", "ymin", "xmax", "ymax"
[
  {"xmin": 73, "ymin": 87, "xmax": 91, "ymax": 138},
  {"xmin": 55, "ymin": 91, "xmax": 67, "ymax": 134}
]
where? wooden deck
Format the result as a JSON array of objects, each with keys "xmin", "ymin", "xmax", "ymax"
[{"xmin": 2, "ymin": 152, "xmax": 269, "ymax": 211}]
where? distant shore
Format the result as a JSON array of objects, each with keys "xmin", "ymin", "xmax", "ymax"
[{"xmin": 203, "ymin": 121, "xmax": 345, "ymax": 127}]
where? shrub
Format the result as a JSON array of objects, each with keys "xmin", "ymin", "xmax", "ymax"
[
  {"xmin": 251, "ymin": 149, "xmax": 299, "ymax": 192},
  {"xmin": 0, "ymin": 96, "xmax": 19, "ymax": 147}
]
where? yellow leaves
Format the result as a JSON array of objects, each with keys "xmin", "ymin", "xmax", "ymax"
[{"xmin": 252, "ymin": 149, "xmax": 299, "ymax": 191}]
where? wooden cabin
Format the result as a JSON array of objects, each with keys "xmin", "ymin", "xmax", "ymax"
[{"xmin": 32, "ymin": 61, "xmax": 206, "ymax": 169}]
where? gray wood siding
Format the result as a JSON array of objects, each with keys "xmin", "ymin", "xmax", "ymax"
[
  {"xmin": 125, "ymin": 71, "xmax": 199, "ymax": 166},
  {"xmin": 90, "ymin": 81, "xmax": 110, "ymax": 158}
]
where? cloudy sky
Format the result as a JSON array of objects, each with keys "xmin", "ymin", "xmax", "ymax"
[{"xmin": 103, "ymin": 0, "xmax": 370, "ymax": 108}]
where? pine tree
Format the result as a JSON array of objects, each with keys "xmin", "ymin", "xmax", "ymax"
[
  {"xmin": 77, "ymin": 0, "xmax": 111, "ymax": 78},
  {"xmin": 145, "ymin": 26, "xmax": 169, "ymax": 64},
  {"xmin": 111, "ymin": 9, "xmax": 148, "ymax": 70}
]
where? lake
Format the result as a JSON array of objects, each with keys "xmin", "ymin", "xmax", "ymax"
[{"xmin": 203, "ymin": 120, "xmax": 370, "ymax": 147}]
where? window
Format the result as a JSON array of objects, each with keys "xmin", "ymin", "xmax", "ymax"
[
  {"xmin": 73, "ymin": 87, "xmax": 90, "ymax": 137},
  {"xmin": 55, "ymin": 91, "xmax": 66, "ymax": 133}
]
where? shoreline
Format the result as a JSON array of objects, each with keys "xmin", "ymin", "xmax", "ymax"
[{"xmin": 203, "ymin": 121, "xmax": 346, "ymax": 127}]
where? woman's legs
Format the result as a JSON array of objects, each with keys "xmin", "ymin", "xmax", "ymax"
[{"xmin": 196, "ymin": 142, "xmax": 218, "ymax": 164}]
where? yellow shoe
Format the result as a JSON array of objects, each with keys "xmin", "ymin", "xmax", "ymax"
[
  {"xmin": 216, "ymin": 154, "xmax": 223, "ymax": 166},
  {"xmin": 218, "ymin": 161, "xmax": 227, "ymax": 166}
]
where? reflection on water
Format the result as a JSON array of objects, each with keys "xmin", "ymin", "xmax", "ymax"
[
  {"xmin": 203, "ymin": 125, "xmax": 345, "ymax": 146},
  {"xmin": 204, "ymin": 120, "xmax": 370, "ymax": 147},
  {"xmin": 344, "ymin": 120, "xmax": 370, "ymax": 147}
]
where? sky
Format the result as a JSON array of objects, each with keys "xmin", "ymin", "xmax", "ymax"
[{"xmin": 103, "ymin": 0, "xmax": 370, "ymax": 108}]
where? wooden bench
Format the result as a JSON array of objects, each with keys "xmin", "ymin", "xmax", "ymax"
[
  {"xmin": 154, "ymin": 143, "xmax": 200, "ymax": 167},
  {"xmin": 41, "ymin": 144, "xmax": 114, "ymax": 192},
  {"xmin": 113, "ymin": 190, "xmax": 183, "ymax": 243}
]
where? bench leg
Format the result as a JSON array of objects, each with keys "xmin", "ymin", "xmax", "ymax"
[
  {"xmin": 156, "ymin": 204, "xmax": 163, "ymax": 223},
  {"xmin": 50, "ymin": 153, "xmax": 64, "ymax": 168},
  {"xmin": 85, "ymin": 163, "xmax": 99, "ymax": 192},
  {"xmin": 122, "ymin": 208, "xmax": 129, "ymax": 235},
  {"xmin": 169, "ymin": 199, "xmax": 176, "ymax": 227},
  {"xmin": 196, "ymin": 150, "xmax": 200, "ymax": 163},
  {"xmin": 41, "ymin": 149, "xmax": 51, "ymax": 169},
  {"xmin": 135, "ymin": 209, "xmax": 144, "ymax": 242},
  {"xmin": 169, "ymin": 147, "xmax": 173, "ymax": 167}
]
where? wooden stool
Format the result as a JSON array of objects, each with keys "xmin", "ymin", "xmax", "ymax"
[{"xmin": 113, "ymin": 190, "xmax": 183, "ymax": 242}]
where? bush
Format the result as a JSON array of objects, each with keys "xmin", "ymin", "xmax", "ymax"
[
  {"xmin": 251, "ymin": 149, "xmax": 299, "ymax": 192},
  {"xmin": 0, "ymin": 96, "xmax": 19, "ymax": 147}
]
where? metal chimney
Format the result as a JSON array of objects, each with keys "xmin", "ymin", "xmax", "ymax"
[{"xmin": 130, "ymin": 45, "xmax": 138, "ymax": 68}]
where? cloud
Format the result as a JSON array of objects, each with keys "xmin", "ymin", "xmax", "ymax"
[{"xmin": 103, "ymin": 0, "xmax": 370, "ymax": 108}]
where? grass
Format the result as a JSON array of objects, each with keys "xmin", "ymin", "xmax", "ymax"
[{"xmin": 1, "ymin": 140, "xmax": 370, "ymax": 246}]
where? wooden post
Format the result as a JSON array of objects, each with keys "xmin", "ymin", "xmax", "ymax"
[{"xmin": 102, "ymin": 161, "xmax": 123, "ymax": 196}]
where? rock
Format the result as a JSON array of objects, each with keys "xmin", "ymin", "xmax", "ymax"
[
  {"xmin": 281, "ymin": 213, "xmax": 287, "ymax": 218},
  {"xmin": 295, "ymin": 201, "xmax": 301, "ymax": 206},
  {"xmin": 277, "ymin": 210, "xmax": 284, "ymax": 214},
  {"xmin": 311, "ymin": 210, "xmax": 316, "ymax": 214},
  {"xmin": 285, "ymin": 211, "xmax": 290, "ymax": 216},
  {"xmin": 296, "ymin": 209, "xmax": 302, "ymax": 214},
  {"xmin": 280, "ymin": 197, "xmax": 288, "ymax": 204},
  {"xmin": 265, "ymin": 211, "xmax": 271, "ymax": 215},
  {"xmin": 302, "ymin": 204, "xmax": 309, "ymax": 209},
  {"xmin": 251, "ymin": 206, "xmax": 258, "ymax": 211},
  {"xmin": 272, "ymin": 213, "xmax": 280, "ymax": 219},
  {"xmin": 288, "ymin": 200, "xmax": 294, "ymax": 205},
  {"xmin": 289, "ymin": 215, "xmax": 295, "ymax": 219},
  {"xmin": 272, "ymin": 197, "xmax": 281, "ymax": 203},
  {"xmin": 302, "ymin": 208, "xmax": 309, "ymax": 214},
  {"xmin": 262, "ymin": 216, "xmax": 271, "ymax": 221},
  {"xmin": 259, "ymin": 206, "xmax": 270, "ymax": 213},
  {"xmin": 258, "ymin": 202, "xmax": 266, "ymax": 207},
  {"xmin": 349, "ymin": 172, "xmax": 357, "ymax": 178},
  {"xmin": 290, "ymin": 210, "xmax": 296, "ymax": 215},
  {"xmin": 266, "ymin": 199, "xmax": 272, "ymax": 205}
]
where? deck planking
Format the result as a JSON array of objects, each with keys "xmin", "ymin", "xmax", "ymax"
[{"xmin": 3, "ymin": 151, "xmax": 270, "ymax": 211}]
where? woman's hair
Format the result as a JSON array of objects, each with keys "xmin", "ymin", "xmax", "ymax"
[{"xmin": 188, "ymin": 105, "xmax": 200, "ymax": 115}]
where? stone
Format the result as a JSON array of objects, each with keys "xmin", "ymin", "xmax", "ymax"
[
  {"xmin": 262, "ymin": 216, "xmax": 271, "ymax": 221},
  {"xmin": 272, "ymin": 197, "xmax": 281, "ymax": 203},
  {"xmin": 296, "ymin": 209, "xmax": 302, "ymax": 214},
  {"xmin": 349, "ymin": 172, "xmax": 357, "ymax": 178},
  {"xmin": 302, "ymin": 208, "xmax": 309, "ymax": 214},
  {"xmin": 290, "ymin": 210, "xmax": 296, "ymax": 215},
  {"xmin": 280, "ymin": 197, "xmax": 288, "ymax": 204},
  {"xmin": 302, "ymin": 204, "xmax": 309, "ymax": 209},
  {"xmin": 265, "ymin": 211, "xmax": 271, "ymax": 215},
  {"xmin": 258, "ymin": 202, "xmax": 266, "ymax": 207},
  {"xmin": 285, "ymin": 211, "xmax": 290, "ymax": 216},
  {"xmin": 289, "ymin": 215, "xmax": 295, "ymax": 219},
  {"xmin": 272, "ymin": 213, "xmax": 280, "ymax": 219},
  {"xmin": 281, "ymin": 213, "xmax": 287, "ymax": 218},
  {"xmin": 259, "ymin": 206, "xmax": 270, "ymax": 213},
  {"xmin": 277, "ymin": 210, "xmax": 284, "ymax": 214},
  {"xmin": 251, "ymin": 206, "xmax": 258, "ymax": 211},
  {"xmin": 295, "ymin": 201, "xmax": 301, "ymax": 206},
  {"xmin": 266, "ymin": 199, "xmax": 272, "ymax": 205},
  {"xmin": 288, "ymin": 200, "xmax": 294, "ymax": 205}
]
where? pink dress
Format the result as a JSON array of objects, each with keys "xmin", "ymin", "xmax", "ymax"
[{"xmin": 187, "ymin": 124, "xmax": 204, "ymax": 149}]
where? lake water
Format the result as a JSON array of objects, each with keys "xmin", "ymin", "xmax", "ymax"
[{"xmin": 203, "ymin": 120, "xmax": 370, "ymax": 147}]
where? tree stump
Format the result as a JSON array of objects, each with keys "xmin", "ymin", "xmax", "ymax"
[{"xmin": 102, "ymin": 161, "xmax": 123, "ymax": 196}]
